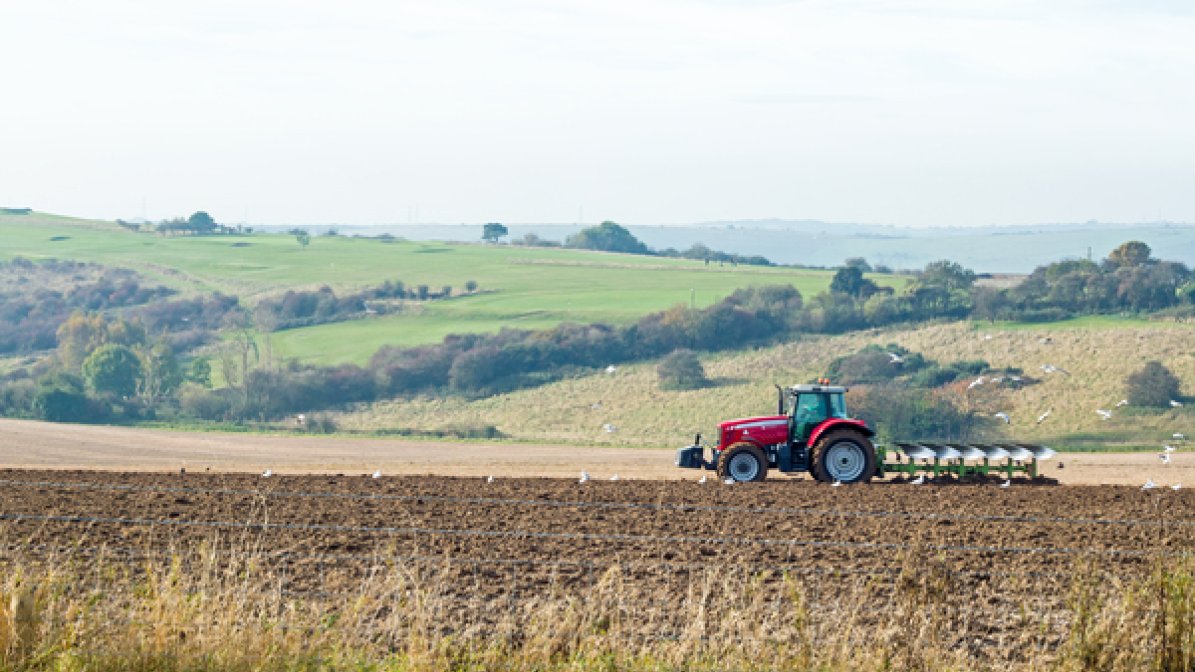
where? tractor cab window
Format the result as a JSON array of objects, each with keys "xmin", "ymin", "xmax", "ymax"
[
  {"xmin": 828, "ymin": 393, "xmax": 848, "ymax": 419},
  {"xmin": 790, "ymin": 393, "xmax": 828, "ymax": 442}
]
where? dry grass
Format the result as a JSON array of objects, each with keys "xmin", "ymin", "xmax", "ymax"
[{"xmin": 335, "ymin": 321, "xmax": 1195, "ymax": 450}]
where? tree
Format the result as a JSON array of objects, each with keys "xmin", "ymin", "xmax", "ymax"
[
  {"xmin": 291, "ymin": 229, "xmax": 311, "ymax": 249},
  {"xmin": 657, "ymin": 349, "xmax": 708, "ymax": 390},
  {"xmin": 82, "ymin": 344, "xmax": 143, "ymax": 398},
  {"xmin": 919, "ymin": 260, "xmax": 976, "ymax": 291},
  {"xmin": 1107, "ymin": 240, "xmax": 1152, "ymax": 268},
  {"xmin": 830, "ymin": 266, "xmax": 879, "ymax": 299},
  {"xmin": 187, "ymin": 211, "xmax": 217, "ymax": 234},
  {"xmin": 844, "ymin": 257, "xmax": 872, "ymax": 273},
  {"xmin": 482, "ymin": 223, "xmax": 509, "ymax": 243},
  {"xmin": 34, "ymin": 372, "xmax": 95, "ymax": 422},
  {"xmin": 1125, "ymin": 360, "xmax": 1182, "ymax": 408},
  {"xmin": 565, "ymin": 221, "xmax": 650, "ymax": 255}
]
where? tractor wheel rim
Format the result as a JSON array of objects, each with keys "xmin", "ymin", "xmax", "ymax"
[
  {"xmin": 728, "ymin": 452, "xmax": 760, "ymax": 481},
  {"xmin": 825, "ymin": 441, "xmax": 866, "ymax": 482}
]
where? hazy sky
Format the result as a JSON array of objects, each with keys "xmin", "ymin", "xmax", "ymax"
[{"xmin": 4, "ymin": 1, "xmax": 1194, "ymax": 227}]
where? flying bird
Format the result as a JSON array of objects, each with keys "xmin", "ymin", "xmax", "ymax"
[
  {"xmin": 1095, "ymin": 409, "xmax": 1113, "ymax": 420},
  {"xmin": 1036, "ymin": 409, "xmax": 1052, "ymax": 425},
  {"xmin": 590, "ymin": 401, "xmax": 602, "ymax": 410},
  {"xmin": 990, "ymin": 376, "xmax": 1004, "ymax": 384},
  {"xmin": 602, "ymin": 423, "xmax": 618, "ymax": 433},
  {"xmin": 887, "ymin": 352, "xmax": 904, "ymax": 364},
  {"xmin": 579, "ymin": 471, "xmax": 590, "ymax": 483},
  {"xmin": 983, "ymin": 334, "xmax": 993, "ymax": 341},
  {"xmin": 1116, "ymin": 399, "xmax": 1129, "ymax": 407},
  {"xmin": 1175, "ymin": 433, "xmax": 1188, "ymax": 441},
  {"xmin": 993, "ymin": 412, "xmax": 1011, "ymax": 424},
  {"xmin": 967, "ymin": 377, "xmax": 985, "ymax": 391},
  {"xmin": 1143, "ymin": 479, "xmax": 1157, "ymax": 490},
  {"xmin": 1164, "ymin": 445, "xmax": 1177, "ymax": 454},
  {"xmin": 1171, "ymin": 400, "xmax": 1184, "ymax": 408},
  {"xmin": 1040, "ymin": 364, "xmax": 1071, "ymax": 376},
  {"xmin": 605, "ymin": 365, "xmax": 617, "ymax": 374},
  {"xmin": 1039, "ymin": 336, "xmax": 1053, "ymax": 345}
]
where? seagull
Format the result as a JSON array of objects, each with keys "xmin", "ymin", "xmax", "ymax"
[
  {"xmin": 1116, "ymin": 399, "xmax": 1129, "ymax": 407},
  {"xmin": 887, "ymin": 352, "xmax": 904, "ymax": 364},
  {"xmin": 579, "ymin": 471, "xmax": 590, "ymax": 483},
  {"xmin": 609, "ymin": 474, "xmax": 619, "ymax": 481},
  {"xmin": 1171, "ymin": 400, "xmax": 1184, "ymax": 408},
  {"xmin": 698, "ymin": 474, "xmax": 707, "ymax": 484},
  {"xmin": 1040, "ymin": 364, "xmax": 1071, "ymax": 376},
  {"xmin": 831, "ymin": 480, "xmax": 843, "ymax": 487},
  {"xmin": 990, "ymin": 376, "xmax": 1004, "ymax": 384},
  {"xmin": 486, "ymin": 475, "xmax": 494, "ymax": 483},
  {"xmin": 262, "ymin": 469, "xmax": 273, "ymax": 478},
  {"xmin": 372, "ymin": 470, "xmax": 382, "ymax": 479},
  {"xmin": 1096, "ymin": 409, "xmax": 1113, "ymax": 420},
  {"xmin": 723, "ymin": 478, "xmax": 735, "ymax": 485},
  {"xmin": 1161, "ymin": 454, "xmax": 1172, "ymax": 465},
  {"xmin": 1036, "ymin": 409, "xmax": 1052, "ymax": 425},
  {"xmin": 1175, "ymin": 433, "xmax": 1188, "ymax": 441},
  {"xmin": 1000, "ymin": 479, "xmax": 1011, "ymax": 488},
  {"xmin": 1009, "ymin": 375, "xmax": 1022, "ymax": 383},
  {"xmin": 1039, "ymin": 336, "xmax": 1053, "ymax": 345},
  {"xmin": 1164, "ymin": 445, "xmax": 1177, "ymax": 454},
  {"xmin": 1172, "ymin": 483, "xmax": 1182, "ymax": 491},
  {"xmin": 967, "ymin": 376, "xmax": 985, "ymax": 391},
  {"xmin": 994, "ymin": 412, "xmax": 1011, "ymax": 424},
  {"xmin": 983, "ymin": 334, "xmax": 993, "ymax": 341},
  {"xmin": 910, "ymin": 474, "xmax": 925, "ymax": 485},
  {"xmin": 602, "ymin": 423, "xmax": 617, "ymax": 433},
  {"xmin": 605, "ymin": 365, "xmax": 617, "ymax": 374},
  {"xmin": 1143, "ymin": 479, "xmax": 1157, "ymax": 490},
  {"xmin": 590, "ymin": 401, "xmax": 602, "ymax": 410}
]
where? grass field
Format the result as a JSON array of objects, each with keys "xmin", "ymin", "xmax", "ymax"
[
  {"xmin": 336, "ymin": 320, "xmax": 1195, "ymax": 452},
  {"xmin": 1, "ymin": 211, "xmax": 902, "ymax": 363}
]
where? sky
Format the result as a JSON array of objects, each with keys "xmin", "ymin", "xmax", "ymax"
[{"xmin": 3, "ymin": 1, "xmax": 1194, "ymax": 227}]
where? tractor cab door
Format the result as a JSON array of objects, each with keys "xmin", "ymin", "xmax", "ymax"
[{"xmin": 789, "ymin": 393, "xmax": 829, "ymax": 446}]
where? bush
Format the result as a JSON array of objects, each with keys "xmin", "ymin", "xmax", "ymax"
[
  {"xmin": 658, "ymin": 350, "xmax": 708, "ymax": 390},
  {"xmin": 1125, "ymin": 360, "xmax": 1182, "ymax": 408}
]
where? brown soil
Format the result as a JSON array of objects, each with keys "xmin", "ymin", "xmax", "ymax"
[
  {"xmin": 3, "ymin": 418, "xmax": 1192, "ymax": 486},
  {"xmin": 1, "ymin": 468, "xmax": 1192, "ymax": 667}
]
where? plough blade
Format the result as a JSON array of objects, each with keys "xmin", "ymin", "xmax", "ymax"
[
  {"xmin": 882, "ymin": 441, "xmax": 1056, "ymax": 482},
  {"xmin": 955, "ymin": 444, "xmax": 987, "ymax": 461},
  {"xmin": 929, "ymin": 444, "xmax": 961, "ymax": 460},
  {"xmin": 1002, "ymin": 444, "xmax": 1033, "ymax": 462},
  {"xmin": 895, "ymin": 442, "xmax": 936, "ymax": 461}
]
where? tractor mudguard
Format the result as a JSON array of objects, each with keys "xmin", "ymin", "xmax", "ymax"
[{"xmin": 807, "ymin": 418, "xmax": 874, "ymax": 451}]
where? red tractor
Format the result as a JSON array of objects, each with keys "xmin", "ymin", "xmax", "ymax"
[{"xmin": 676, "ymin": 383, "xmax": 878, "ymax": 483}]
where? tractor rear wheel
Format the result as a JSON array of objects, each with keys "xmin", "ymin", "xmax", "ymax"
[
  {"xmin": 716, "ymin": 443, "xmax": 769, "ymax": 483},
  {"xmin": 811, "ymin": 430, "xmax": 877, "ymax": 484}
]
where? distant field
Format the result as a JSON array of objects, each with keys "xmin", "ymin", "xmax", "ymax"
[
  {"xmin": 986, "ymin": 314, "xmax": 1186, "ymax": 331},
  {"xmin": 0, "ymin": 211, "xmax": 901, "ymax": 363}
]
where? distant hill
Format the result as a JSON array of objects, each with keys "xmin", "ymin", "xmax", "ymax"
[{"xmin": 257, "ymin": 219, "xmax": 1195, "ymax": 274}]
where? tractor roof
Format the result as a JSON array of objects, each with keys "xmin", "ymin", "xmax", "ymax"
[{"xmin": 790, "ymin": 384, "xmax": 848, "ymax": 394}]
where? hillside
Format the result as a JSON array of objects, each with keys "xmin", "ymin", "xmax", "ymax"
[
  {"xmin": 334, "ymin": 318, "xmax": 1194, "ymax": 451},
  {"xmin": 0, "ymin": 211, "xmax": 898, "ymax": 362}
]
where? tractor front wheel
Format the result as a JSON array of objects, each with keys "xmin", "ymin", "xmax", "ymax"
[
  {"xmin": 811, "ymin": 430, "xmax": 877, "ymax": 484},
  {"xmin": 717, "ymin": 443, "xmax": 769, "ymax": 483}
]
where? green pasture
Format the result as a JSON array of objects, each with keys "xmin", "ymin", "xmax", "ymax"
[
  {"xmin": 2, "ymin": 212, "xmax": 905, "ymax": 363},
  {"xmin": 981, "ymin": 314, "xmax": 1185, "ymax": 332}
]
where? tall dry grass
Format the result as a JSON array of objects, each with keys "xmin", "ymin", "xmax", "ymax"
[{"xmin": 0, "ymin": 537, "xmax": 1192, "ymax": 671}]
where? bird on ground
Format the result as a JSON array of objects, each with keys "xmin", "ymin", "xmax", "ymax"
[
  {"xmin": 723, "ymin": 478, "xmax": 735, "ymax": 485},
  {"xmin": 372, "ymin": 470, "xmax": 382, "ymax": 479},
  {"xmin": 486, "ymin": 475, "xmax": 495, "ymax": 483},
  {"xmin": 179, "ymin": 466, "xmax": 186, "ymax": 476},
  {"xmin": 1000, "ymin": 479, "xmax": 1011, "ymax": 488},
  {"xmin": 1036, "ymin": 409, "xmax": 1052, "ymax": 424},
  {"xmin": 1096, "ymin": 409, "xmax": 1113, "ymax": 420},
  {"xmin": 994, "ymin": 412, "xmax": 1011, "ymax": 424},
  {"xmin": 1143, "ymin": 479, "xmax": 1157, "ymax": 490},
  {"xmin": 698, "ymin": 474, "xmax": 707, "ymax": 484},
  {"xmin": 887, "ymin": 352, "xmax": 904, "ymax": 364},
  {"xmin": 1116, "ymin": 399, "xmax": 1129, "ymax": 407},
  {"xmin": 579, "ymin": 471, "xmax": 590, "ymax": 483},
  {"xmin": 1164, "ymin": 445, "xmax": 1177, "ymax": 454},
  {"xmin": 1161, "ymin": 454, "xmax": 1172, "ymax": 465},
  {"xmin": 605, "ymin": 365, "xmax": 617, "ymax": 374},
  {"xmin": 831, "ymin": 480, "xmax": 843, "ymax": 487},
  {"xmin": 967, "ymin": 377, "xmax": 985, "ymax": 391},
  {"xmin": 910, "ymin": 474, "xmax": 925, "ymax": 485},
  {"xmin": 1039, "ymin": 336, "xmax": 1053, "ymax": 345},
  {"xmin": 609, "ymin": 474, "xmax": 619, "ymax": 481},
  {"xmin": 1171, "ymin": 400, "xmax": 1184, "ymax": 408},
  {"xmin": 1172, "ymin": 483, "xmax": 1182, "ymax": 491},
  {"xmin": 262, "ymin": 469, "xmax": 273, "ymax": 478}
]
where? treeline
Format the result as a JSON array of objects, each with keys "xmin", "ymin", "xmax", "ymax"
[
  {"xmin": 0, "ymin": 258, "xmax": 175, "ymax": 354},
  {"xmin": 507, "ymin": 221, "xmax": 775, "ymax": 267},
  {"xmin": 254, "ymin": 280, "xmax": 473, "ymax": 332}
]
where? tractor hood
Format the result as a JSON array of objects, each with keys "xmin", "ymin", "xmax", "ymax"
[{"xmin": 717, "ymin": 415, "xmax": 788, "ymax": 449}]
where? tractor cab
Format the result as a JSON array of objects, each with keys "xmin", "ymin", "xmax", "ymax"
[{"xmin": 786, "ymin": 384, "xmax": 850, "ymax": 446}]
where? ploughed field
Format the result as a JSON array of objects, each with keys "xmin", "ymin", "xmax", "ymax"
[{"xmin": 3, "ymin": 469, "xmax": 1193, "ymax": 667}]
